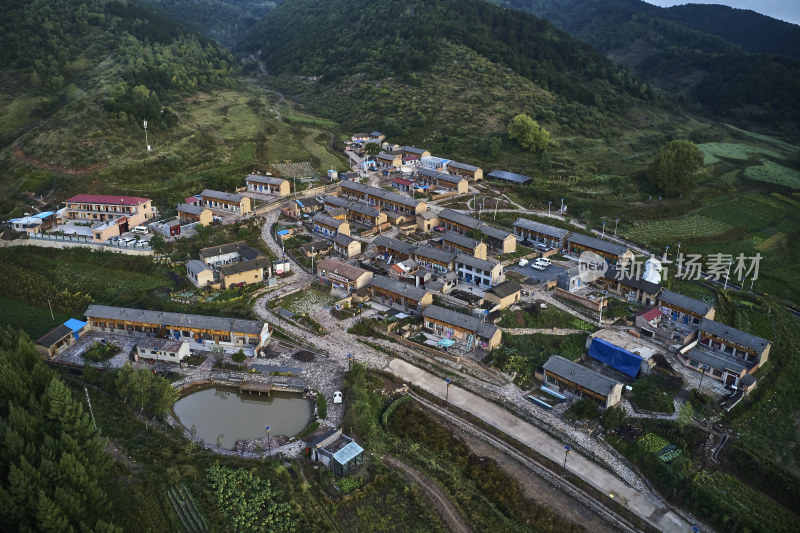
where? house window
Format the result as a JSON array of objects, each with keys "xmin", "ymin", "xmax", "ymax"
[{"xmin": 712, "ymin": 369, "xmax": 722, "ymax": 377}]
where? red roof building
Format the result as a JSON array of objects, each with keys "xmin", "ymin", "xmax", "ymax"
[
  {"xmin": 66, "ymin": 194, "xmax": 151, "ymax": 206},
  {"xmin": 638, "ymin": 308, "xmax": 661, "ymax": 322}
]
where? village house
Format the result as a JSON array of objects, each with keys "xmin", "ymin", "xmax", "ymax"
[
  {"xmin": 438, "ymin": 209, "xmax": 516, "ymax": 254},
  {"xmin": 369, "ymin": 131, "xmax": 386, "ymax": 141},
  {"xmin": 177, "ymin": 203, "xmax": 213, "ymax": 226},
  {"xmin": 401, "ymin": 146, "xmax": 431, "ymax": 159},
  {"xmin": 556, "ymin": 266, "xmax": 583, "ymax": 292},
  {"xmin": 186, "ymin": 260, "xmax": 216, "ymax": 288},
  {"xmin": 420, "ymin": 156, "xmax": 450, "ymax": 171},
  {"xmin": 312, "ymin": 212, "xmax": 351, "ymax": 237},
  {"xmin": 9, "ymin": 211, "xmax": 57, "ymax": 234},
  {"xmin": 441, "ymin": 231, "xmax": 487, "ymax": 259},
  {"xmin": 635, "ymin": 308, "xmax": 663, "ymax": 331},
  {"xmin": 483, "ymin": 281, "xmax": 522, "ymax": 311},
  {"xmin": 333, "ymin": 233, "xmax": 362, "ymax": 258},
  {"xmin": 340, "ymin": 181, "xmax": 428, "ymax": 216},
  {"xmin": 373, "ymin": 235, "xmax": 417, "ymax": 263},
  {"xmin": 245, "ymin": 174, "xmax": 290, "ymax": 196},
  {"xmin": 134, "ymin": 337, "xmax": 191, "ymax": 364},
  {"xmin": 598, "ymin": 266, "xmax": 662, "ymax": 306},
  {"xmin": 391, "ymin": 176, "xmax": 414, "ymax": 194},
  {"xmin": 218, "ymin": 257, "xmax": 271, "ymax": 289},
  {"xmin": 346, "ymin": 201, "xmax": 387, "ymax": 227},
  {"xmin": 299, "ymin": 240, "xmax": 331, "ymax": 259},
  {"xmin": 85, "ymin": 305, "xmax": 271, "ymax": 350},
  {"xmin": 62, "ymin": 194, "xmax": 154, "ymax": 242},
  {"xmin": 513, "ymin": 218, "xmax": 570, "ymax": 249},
  {"xmin": 697, "ymin": 319, "xmax": 771, "ymax": 369},
  {"xmin": 446, "ymin": 160, "xmax": 483, "ymax": 181},
  {"xmin": 369, "ymin": 275, "xmax": 433, "ymax": 314},
  {"xmin": 542, "ymin": 355, "xmax": 623, "ymax": 408},
  {"xmin": 201, "ymin": 189, "xmax": 252, "ymax": 214},
  {"xmin": 414, "ymin": 245, "xmax": 455, "ymax": 275},
  {"xmin": 199, "ymin": 241, "xmax": 261, "ymax": 266},
  {"xmin": 421, "ymin": 305, "xmax": 502, "ymax": 351},
  {"xmin": 658, "ymin": 289, "xmax": 716, "ymax": 323},
  {"xmin": 316, "ymin": 258, "xmax": 373, "ymax": 293},
  {"xmin": 36, "ymin": 319, "xmax": 88, "ymax": 358},
  {"xmin": 454, "ymin": 254, "xmax": 503, "ymax": 287},
  {"xmin": 416, "ymin": 168, "xmax": 469, "ymax": 194},
  {"xmin": 375, "ymin": 152, "xmax": 403, "ymax": 169},
  {"xmin": 566, "ymin": 233, "xmax": 631, "ymax": 265},
  {"xmin": 416, "ymin": 211, "xmax": 440, "ymax": 232}
]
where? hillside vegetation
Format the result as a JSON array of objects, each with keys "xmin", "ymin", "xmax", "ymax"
[{"xmin": 494, "ymin": 0, "xmax": 800, "ymax": 132}]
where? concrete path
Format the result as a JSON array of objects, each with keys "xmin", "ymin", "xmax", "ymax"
[{"xmin": 385, "ymin": 358, "xmax": 691, "ymax": 533}]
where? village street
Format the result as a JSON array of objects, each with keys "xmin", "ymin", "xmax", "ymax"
[{"xmin": 251, "ymin": 211, "xmax": 697, "ymax": 533}]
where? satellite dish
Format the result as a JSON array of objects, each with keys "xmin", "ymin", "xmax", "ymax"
[{"xmin": 643, "ymin": 257, "xmax": 663, "ymax": 284}]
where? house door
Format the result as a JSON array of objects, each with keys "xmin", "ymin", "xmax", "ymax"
[{"xmin": 724, "ymin": 373, "xmax": 738, "ymax": 386}]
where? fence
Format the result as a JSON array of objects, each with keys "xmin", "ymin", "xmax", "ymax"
[{"xmin": 22, "ymin": 233, "xmax": 154, "ymax": 256}]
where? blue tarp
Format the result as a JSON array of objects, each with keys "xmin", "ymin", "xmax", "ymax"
[
  {"xmin": 588, "ymin": 337, "xmax": 643, "ymax": 378},
  {"xmin": 437, "ymin": 339, "xmax": 455, "ymax": 347},
  {"xmin": 64, "ymin": 318, "xmax": 87, "ymax": 340}
]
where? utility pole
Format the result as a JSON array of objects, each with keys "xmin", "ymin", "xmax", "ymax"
[
  {"xmin": 493, "ymin": 198, "xmax": 499, "ymax": 221},
  {"xmin": 265, "ymin": 425, "xmax": 271, "ymax": 457},
  {"xmin": 85, "ymin": 388, "xmax": 97, "ymax": 431},
  {"xmin": 444, "ymin": 378, "xmax": 452, "ymax": 407},
  {"xmin": 614, "ymin": 217, "xmax": 619, "ymax": 236},
  {"xmin": 723, "ymin": 258, "xmax": 733, "ymax": 290},
  {"xmin": 562, "ymin": 444, "xmax": 571, "ymax": 476},
  {"xmin": 143, "ymin": 119, "xmax": 150, "ymax": 152},
  {"xmin": 47, "ymin": 299, "xmax": 54, "ymax": 321}
]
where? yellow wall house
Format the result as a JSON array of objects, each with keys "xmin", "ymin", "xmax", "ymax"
[
  {"xmin": 186, "ymin": 260, "xmax": 216, "ymax": 288},
  {"xmin": 177, "ymin": 203, "xmax": 213, "ymax": 226},
  {"xmin": 316, "ymin": 258, "xmax": 373, "ymax": 292},
  {"xmin": 246, "ymin": 174, "xmax": 290, "ymax": 196},
  {"xmin": 201, "ymin": 189, "xmax": 252, "ymax": 214},
  {"xmin": 369, "ymin": 275, "xmax": 433, "ymax": 314},
  {"xmin": 219, "ymin": 257, "xmax": 271, "ymax": 289},
  {"xmin": 483, "ymin": 281, "xmax": 522, "ymax": 311},
  {"xmin": 447, "ymin": 161, "xmax": 483, "ymax": 181},
  {"xmin": 422, "ymin": 304, "xmax": 502, "ymax": 351},
  {"xmin": 543, "ymin": 355, "xmax": 623, "ymax": 408},
  {"xmin": 85, "ymin": 305, "xmax": 272, "ymax": 350},
  {"xmin": 441, "ymin": 231, "xmax": 487, "ymax": 259}
]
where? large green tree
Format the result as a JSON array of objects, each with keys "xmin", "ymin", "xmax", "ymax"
[
  {"xmin": 0, "ymin": 327, "xmax": 120, "ymax": 532},
  {"xmin": 507, "ymin": 114, "xmax": 550, "ymax": 152},
  {"xmin": 647, "ymin": 140, "xmax": 704, "ymax": 196}
]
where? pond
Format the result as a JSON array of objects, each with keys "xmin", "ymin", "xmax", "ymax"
[{"xmin": 173, "ymin": 386, "xmax": 313, "ymax": 449}]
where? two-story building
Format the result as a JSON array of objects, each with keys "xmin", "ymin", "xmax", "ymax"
[
  {"xmin": 63, "ymin": 194, "xmax": 154, "ymax": 242},
  {"xmin": 421, "ymin": 305, "xmax": 502, "ymax": 351},
  {"xmin": 441, "ymin": 231, "xmax": 487, "ymax": 259},
  {"xmin": 513, "ymin": 218, "xmax": 570, "ymax": 249},
  {"xmin": 316, "ymin": 258, "xmax": 373, "ymax": 292},
  {"xmin": 658, "ymin": 289, "xmax": 715, "ymax": 324},
  {"xmin": 454, "ymin": 254, "xmax": 503, "ymax": 287},
  {"xmin": 414, "ymin": 245, "xmax": 455, "ymax": 275},
  {"xmin": 245, "ymin": 174, "xmax": 290, "ymax": 196},
  {"xmin": 312, "ymin": 213, "xmax": 351, "ymax": 237},
  {"xmin": 369, "ymin": 275, "xmax": 433, "ymax": 314},
  {"xmin": 566, "ymin": 233, "xmax": 631, "ymax": 265},
  {"xmin": 201, "ymin": 190, "xmax": 251, "ymax": 214}
]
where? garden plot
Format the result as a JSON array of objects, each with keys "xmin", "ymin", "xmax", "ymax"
[
  {"xmin": 279, "ymin": 288, "xmax": 337, "ymax": 314},
  {"xmin": 273, "ymin": 161, "xmax": 318, "ymax": 177},
  {"xmin": 625, "ymin": 214, "xmax": 733, "ymax": 244},
  {"xmin": 697, "ymin": 142, "xmax": 784, "ymax": 165},
  {"xmin": 743, "ymin": 160, "xmax": 800, "ymax": 189}
]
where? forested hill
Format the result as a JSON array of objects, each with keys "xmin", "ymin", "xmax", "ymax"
[
  {"xmin": 240, "ymin": 0, "xmax": 661, "ymax": 147},
  {"xmin": 138, "ymin": 0, "xmax": 281, "ymax": 48},
  {"xmin": 492, "ymin": 0, "xmax": 800, "ymax": 131},
  {"xmin": 0, "ymin": 0, "xmax": 237, "ymax": 148}
]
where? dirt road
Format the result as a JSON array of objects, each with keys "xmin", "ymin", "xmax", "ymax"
[{"xmin": 383, "ymin": 455, "xmax": 473, "ymax": 533}]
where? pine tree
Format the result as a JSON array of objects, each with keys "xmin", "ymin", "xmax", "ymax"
[{"xmin": 36, "ymin": 490, "xmax": 71, "ymax": 533}]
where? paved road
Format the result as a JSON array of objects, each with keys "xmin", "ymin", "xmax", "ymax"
[{"xmin": 386, "ymin": 358, "xmax": 691, "ymax": 533}]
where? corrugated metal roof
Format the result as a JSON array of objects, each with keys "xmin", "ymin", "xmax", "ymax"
[
  {"xmin": 543, "ymin": 355, "xmax": 620, "ymax": 397},
  {"xmin": 487, "ymin": 170, "xmax": 532, "ymax": 184}
]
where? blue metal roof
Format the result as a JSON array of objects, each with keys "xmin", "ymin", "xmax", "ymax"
[
  {"xmin": 296, "ymin": 199, "xmax": 305, "ymax": 208},
  {"xmin": 333, "ymin": 441, "xmax": 364, "ymax": 465},
  {"xmin": 63, "ymin": 318, "xmax": 87, "ymax": 332},
  {"xmin": 488, "ymin": 170, "xmax": 532, "ymax": 184},
  {"xmin": 33, "ymin": 211, "xmax": 55, "ymax": 219},
  {"xmin": 276, "ymin": 230, "xmax": 290, "ymax": 236}
]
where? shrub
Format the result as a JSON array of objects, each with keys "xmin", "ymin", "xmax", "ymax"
[
  {"xmin": 231, "ymin": 349, "xmax": 246, "ymax": 363},
  {"xmin": 566, "ymin": 398, "xmax": 600, "ymax": 420},
  {"xmin": 83, "ymin": 341, "xmax": 120, "ymax": 362},
  {"xmin": 316, "ymin": 393, "xmax": 328, "ymax": 419}
]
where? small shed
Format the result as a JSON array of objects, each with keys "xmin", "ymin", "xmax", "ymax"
[{"xmin": 307, "ymin": 429, "xmax": 365, "ymax": 477}]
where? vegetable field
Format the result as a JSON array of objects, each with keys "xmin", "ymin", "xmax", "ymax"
[
  {"xmin": 273, "ymin": 161, "xmax": 318, "ymax": 177},
  {"xmin": 625, "ymin": 214, "xmax": 733, "ymax": 244},
  {"xmin": 697, "ymin": 142, "xmax": 783, "ymax": 164},
  {"xmin": 744, "ymin": 160, "xmax": 800, "ymax": 189}
]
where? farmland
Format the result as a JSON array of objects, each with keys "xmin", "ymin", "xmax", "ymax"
[
  {"xmin": 625, "ymin": 214, "xmax": 733, "ymax": 244},
  {"xmin": 696, "ymin": 142, "xmax": 784, "ymax": 164},
  {"xmin": 744, "ymin": 160, "xmax": 800, "ymax": 188}
]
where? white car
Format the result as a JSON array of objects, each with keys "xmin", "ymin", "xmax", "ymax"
[
  {"xmin": 531, "ymin": 258, "xmax": 551, "ymax": 270},
  {"xmin": 333, "ymin": 391, "xmax": 343, "ymax": 404},
  {"xmin": 518, "ymin": 258, "xmax": 529, "ymax": 267}
]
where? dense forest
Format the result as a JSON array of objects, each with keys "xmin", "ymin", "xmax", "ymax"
[{"xmin": 494, "ymin": 0, "xmax": 800, "ymax": 130}]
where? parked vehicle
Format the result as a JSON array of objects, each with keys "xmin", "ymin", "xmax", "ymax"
[
  {"xmin": 531, "ymin": 258, "xmax": 550, "ymax": 270},
  {"xmin": 132, "ymin": 225, "xmax": 149, "ymax": 235},
  {"xmin": 518, "ymin": 258, "xmax": 529, "ymax": 267}
]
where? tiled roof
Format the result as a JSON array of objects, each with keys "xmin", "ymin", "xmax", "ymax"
[
  {"xmin": 323, "ymin": 195, "xmax": 351, "ymax": 208},
  {"xmin": 246, "ymin": 174, "xmax": 285, "ymax": 186},
  {"xmin": 219, "ymin": 257, "xmax": 271, "ymax": 276},
  {"xmin": 313, "ymin": 213, "xmax": 347, "ymax": 228},
  {"xmin": 567, "ymin": 233, "xmax": 628, "ymax": 257},
  {"xmin": 447, "ymin": 160, "xmax": 480, "ymax": 172},
  {"xmin": 201, "ymin": 189, "xmax": 244, "ymax": 203},
  {"xmin": 199, "ymin": 241, "xmax": 260, "ymax": 260},
  {"xmin": 186, "ymin": 259, "xmax": 212, "ymax": 276},
  {"xmin": 317, "ymin": 258, "xmax": 369, "ymax": 281},
  {"xmin": 85, "ymin": 305, "xmax": 264, "ymax": 335},
  {"xmin": 479, "ymin": 225, "xmax": 513, "ymax": 241},
  {"xmin": 442, "ymin": 231, "xmax": 479, "ymax": 249},
  {"xmin": 687, "ymin": 345, "xmax": 748, "ymax": 374},
  {"xmin": 177, "ymin": 203, "xmax": 207, "ymax": 216},
  {"xmin": 513, "ymin": 218, "xmax": 569, "ymax": 239},
  {"xmin": 699, "ymin": 318, "xmax": 770, "ymax": 352},
  {"xmin": 402, "ymin": 146, "xmax": 428, "ymax": 155},
  {"xmin": 439, "ymin": 209, "xmax": 482, "ymax": 230},
  {"xmin": 370, "ymin": 275, "xmax": 430, "ymax": 301},
  {"xmin": 415, "ymin": 245, "xmax": 455, "ymax": 264},
  {"xmin": 373, "ymin": 236, "xmax": 417, "ymax": 257},
  {"xmin": 455, "ymin": 254, "xmax": 497, "ymax": 271},
  {"xmin": 347, "ymin": 201, "xmax": 381, "ymax": 217},
  {"xmin": 638, "ymin": 308, "xmax": 661, "ymax": 321},
  {"xmin": 543, "ymin": 355, "xmax": 620, "ymax": 397},
  {"xmin": 422, "ymin": 305, "xmax": 483, "ymax": 332},
  {"xmin": 37, "ymin": 324, "xmax": 73, "ymax": 347},
  {"xmin": 486, "ymin": 281, "xmax": 522, "ymax": 299},
  {"xmin": 333, "ymin": 233, "xmax": 355, "ymax": 246},
  {"xmin": 66, "ymin": 194, "xmax": 150, "ymax": 206},
  {"xmin": 658, "ymin": 289, "xmax": 712, "ymax": 316},
  {"xmin": 604, "ymin": 266, "xmax": 662, "ymax": 294}
]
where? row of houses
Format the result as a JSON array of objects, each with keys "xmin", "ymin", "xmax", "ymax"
[{"xmin": 513, "ymin": 218, "xmax": 631, "ymax": 264}]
